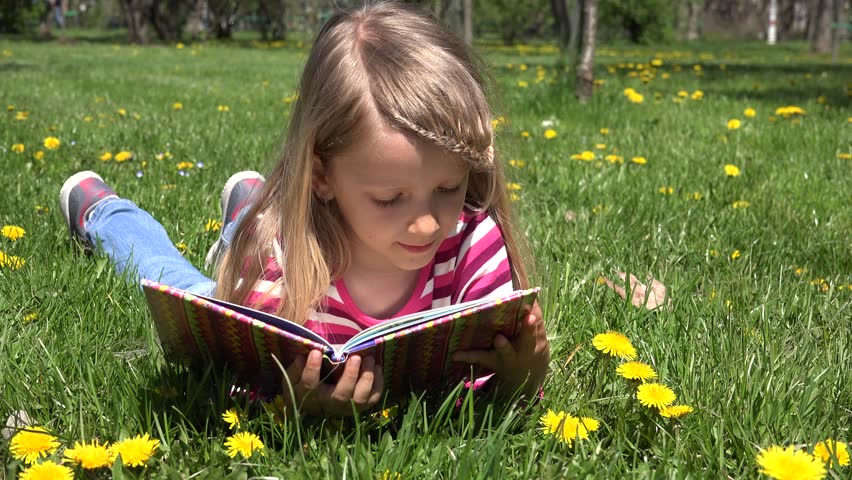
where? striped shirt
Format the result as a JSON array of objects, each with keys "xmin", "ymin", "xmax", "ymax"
[{"xmin": 245, "ymin": 207, "xmax": 514, "ymax": 346}]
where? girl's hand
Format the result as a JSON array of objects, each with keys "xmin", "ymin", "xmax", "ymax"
[
  {"xmin": 281, "ymin": 350, "xmax": 384, "ymax": 417},
  {"xmin": 452, "ymin": 302, "xmax": 550, "ymax": 397}
]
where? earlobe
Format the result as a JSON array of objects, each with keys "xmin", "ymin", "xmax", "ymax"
[{"xmin": 311, "ymin": 154, "xmax": 334, "ymax": 202}]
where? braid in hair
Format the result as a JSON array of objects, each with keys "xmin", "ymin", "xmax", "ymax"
[{"xmin": 391, "ymin": 113, "xmax": 494, "ymax": 167}]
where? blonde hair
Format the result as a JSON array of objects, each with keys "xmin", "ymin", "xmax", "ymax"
[{"xmin": 215, "ymin": 1, "xmax": 532, "ymax": 322}]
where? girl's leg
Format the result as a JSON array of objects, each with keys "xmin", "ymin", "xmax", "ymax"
[{"xmin": 85, "ymin": 198, "xmax": 216, "ymax": 296}]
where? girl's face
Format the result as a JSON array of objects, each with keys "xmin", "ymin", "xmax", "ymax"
[{"xmin": 316, "ymin": 120, "xmax": 469, "ymax": 275}]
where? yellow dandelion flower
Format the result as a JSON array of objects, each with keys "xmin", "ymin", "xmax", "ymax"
[
  {"xmin": 691, "ymin": 90, "xmax": 704, "ymax": 100},
  {"xmin": 659, "ymin": 404, "xmax": 694, "ymax": 418},
  {"xmin": 205, "ymin": 219, "xmax": 223, "ymax": 233},
  {"xmin": 19, "ymin": 461, "xmax": 73, "ymax": 480},
  {"xmin": 177, "ymin": 161, "xmax": 194, "ymax": 170},
  {"xmin": 836, "ymin": 153, "xmax": 851, "ymax": 160},
  {"xmin": 117, "ymin": 108, "xmax": 127, "ymax": 117},
  {"xmin": 114, "ymin": 151, "xmax": 133, "ymax": 162},
  {"xmin": 600, "ymin": 128, "xmax": 610, "ymax": 135},
  {"xmin": 65, "ymin": 440, "xmax": 112, "ymax": 469},
  {"xmin": 592, "ymin": 331, "xmax": 637, "ymax": 359},
  {"xmin": 727, "ymin": 119, "xmax": 741, "ymax": 130},
  {"xmin": 222, "ymin": 409, "xmax": 240, "ymax": 429},
  {"xmin": 539, "ymin": 410, "xmax": 600, "ymax": 446},
  {"xmin": 217, "ymin": 105, "xmax": 230, "ymax": 112},
  {"xmin": 544, "ymin": 129, "xmax": 557, "ymax": 139},
  {"xmin": 83, "ymin": 115, "xmax": 93, "ymax": 122},
  {"xmin": 813, "ymin": 440, "xmax": 850, "ymax": 467},
  {"xmin": 506, "ymin": 182, "xmax": 522, "ymax": 191},
  {"xmin": 775, "ymin": 106, "xmax": 806, "ymax": 117},
  {"xmin": 16, "ymin": 111, "xmax": 29, "ymax": 120},
  {"xmin": 732, "ymin": 200, "xmax": 751, "ymax": 209},
  {"xmin": 616, "ymin": 361, "xmax": 657, "ymax": 381},
  {"xmin": 382, "ymin": 470, "xmax": 402, "ymax": 480},
  {"xmin": 744, "ymin": 107, "xmax": 756, "ymax": 117},
  {"xmin": 651, "ymin": 58, "xmax": 663, "ymax": 67},
  {"xmin": 509, "ymin": 159, "xmax": 526, "ymax": 167},
  {"xmin": 98, "ymin": 152, "xmax": 112, "ymax": 162},
  {"xmin": 631, "ymin": 156, "xmax": 647, "ymax": 165},
  {"xmin": 33, "ymin": 150, "xmax": 44, "ymax": 160},
  {"xmin": 627, "ymin": 92, "xmax": 644, "ymax": 103},
  {"xmin": 0, "ymin": 251, "xmax": 26, "ymax": 270},
  {"xmin": 731, "ymin": 250, "xmax": 741, "ymax": 260},
  {"xmin": 691, "ymin": 192, "xmax": 702, "ymax": 200},
  {"xmin": 7, "ymin": 104, "xmax": 14, "ymax": 111},
  {"xmin": 172, "ymin": 102, "xmax": 183, "ymax": 110},
  {"xmin": 224, "ymin": 432, "xmax": 265, "ymax": 458},
  {"xmin": 636, "ymin": 383, "xmax": 676, "ymax": 409},
  {"xmin": 175, "ymin": 242, "xmax": 189, "ymax": 253},
  {"xmin": 570, "ymin": 151, "xmax": 595, "ymax": 161},
  {"xmin": 2, "ymin": 225, "xmax": 25, "ymax": 241},
  {"xmin": 510, "ymin": 192, "xmax": 520, "ymax": 202},
  {"xmin": 521, "ymin": 131, "xmax": 530, "ymax": 138},
  {"xmin": 109, "ymin": 433, "xmax": 160, "ymax": 467},
  {"xmin": 677, "ymin": 90, "xmax": 689, "ymax": 98},
  {"xmin": 757, "ymin": 445, "xmax": 826, "ymax": 480},
  {"xmin": 12, "ymin": 143, "xmax": 25, "ymax": 153},
  {"xmin": 23, "ymin": 312, "xmax": 38, "ymax": 322},
  {"xmin": 595, "ymin": 143, "xmax": 607, "ymax": 150},
  {"xmin": 605, "ymin": 154, "xmax": 624, "ymax": 164},
  {"xmin": 10, "ymin": 426, "xmax": 61, "ymax": 464},
  {"xmin": 43, "ymin": 137, "xmax": 60, "ymax": 150},
  {"xmin": 724, "ymin": 164, "xmax": 741, "ymax": 177},
  {"xmin": 658, "ymin": 186, "xmax": 674, "ymax": 195},
  {"xmin": 517, "ymin": 80, "xmax": 529, "ymax": 88}
]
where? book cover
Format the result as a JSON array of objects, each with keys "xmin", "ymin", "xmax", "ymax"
[{"xmin": 141, "ymin": 279, "xmax": 539, "ymax": 401}]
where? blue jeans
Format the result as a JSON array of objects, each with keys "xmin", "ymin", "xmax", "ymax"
[{"xmin": 85, "ymin": 198, "xmax": 245, "ymax": 296}]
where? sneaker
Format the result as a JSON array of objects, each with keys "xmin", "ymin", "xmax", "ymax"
[
  {"xmin": 205, "ymin": 171, "xmax": 266, "ymax": 268},
  {"xmin": 59, "ymin": 171, "xmax": 118, "ymax": 246}
]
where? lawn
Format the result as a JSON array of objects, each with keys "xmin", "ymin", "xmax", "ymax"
[{"xmin": 1, "ymin": 31, "xmax": 850, "ymax": 478}]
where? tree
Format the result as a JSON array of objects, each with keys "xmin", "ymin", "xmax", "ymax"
[
  {"xmin": 118, "ymin": 0, "xmax": 152, "ymax": 44},
  {"xmin": 258, "ymin": 0, "xmax": 288, "ymax": 41},
  {"xmin": 575, "ymin": 0, "xmax": 598, "ymax": 101},
  {"xmin": 810, "ymin": 0, "xmax": 833, "ymax": 52},
  {"xmin": 208, "ymin": 0, "xmax": 246, "ymax": 39}
]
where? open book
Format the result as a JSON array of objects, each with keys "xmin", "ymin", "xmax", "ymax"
[{"xmin": 141, "ymin": 279, "xmax": 539, "ymax": 401}]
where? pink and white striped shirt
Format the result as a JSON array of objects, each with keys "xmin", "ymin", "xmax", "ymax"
[{"xmin": 245, "ymin": 207, "xmax": 514, "ymax": 346}]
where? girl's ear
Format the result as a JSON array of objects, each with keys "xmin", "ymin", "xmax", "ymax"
[{"xmin": 311, "ymin": 154, "xmax": 334, "ymax": 201}]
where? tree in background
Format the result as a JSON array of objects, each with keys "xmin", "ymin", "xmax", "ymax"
[
  {"xmin": 575, "ymin": 0, "xmax": 598, "ymax": 101},
  {"xmin": 599, "ymin": 0, "xmax": 673, "ymax": 43},
  {"xmin": 258, "ymin": 0, "xmax": 287, "ymax": 41}
]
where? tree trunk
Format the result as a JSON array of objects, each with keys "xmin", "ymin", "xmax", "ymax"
[
  {"xmin": 551, "ymin": 0, "xmax": 571, "ymax": 50},
  {"xmin": 686, "ymin": 1, "xmax": 701, "ymax": 40},
  {"xmin": 778, "ymin": 0, "xmax": 795, "ymax": 39},
  {"xmin": 575, "ymin": 0, "xmax": 597, "ymax": 102},
  {"xmin": 462, "ymin": 0, "xmax": 473, "ymax": 45},
  {"xmin": 830, "ymin": 0, "xmax": 843, "ymax": 61},
  {"xmin": 567, "ymin": 0, "xmax": 581, "ymax": 64},
  {"xmin": 207, "ymin": 0, "xmax": 243, "ymax": 39},
  {"xmin": 119, "ymin": 0, "xmax": 151, "ymax": 44},
  {"xmin": 259, "ymin": 0, "xmax": 287, "ymax": 41},
  {"xmin": 810, "ymin": 0, "xmax": 833, "ymax": 52}
]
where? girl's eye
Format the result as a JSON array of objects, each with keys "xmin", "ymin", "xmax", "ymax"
[
  {"xmin": 373, "ymin": 194, "xmax": 401, "ymax": 208},
  {"xmin": 438, "ymin": 184, "xmax": 462, "ymax": 194}
]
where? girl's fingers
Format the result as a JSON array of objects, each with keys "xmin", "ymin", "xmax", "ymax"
[
  {"xmin": 352, "ymin": 356, "xmax": 376, "ymax": 404},
  {"xmin": 368, "ymin": 365, "xmax": 384, "ymax": 406},
  {"xmin": 299, "ymin": 350, "xmax": 324, "ymax": 389},
  {"xmin": 453, "ymin": 349, "xmax": 499, "ymax": 372},
  {"xmin": 283, "ymin": 354, "xmax": 306, "ymax": 388},
  {"xmin": 331, "ymin": 355, "xmax": 362, "ymax": 402}
]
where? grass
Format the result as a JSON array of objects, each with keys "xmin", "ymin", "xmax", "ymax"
[{"xmin": 1, "ymin": 30, "xmax": 850, "ymax": 478}]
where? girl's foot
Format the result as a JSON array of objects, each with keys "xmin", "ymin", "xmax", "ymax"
[
  {"xmin": 59, "ymin": 171, "xmax": 118, "ymax": 247},
  {"xmin": 205, "ymin": 171, "xmax": 266, "ymax": 268}
]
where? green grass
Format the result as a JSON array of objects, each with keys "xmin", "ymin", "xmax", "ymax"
[{"xmin": 1, "ymin": 31, "xmax": 850, "ymax": 478}]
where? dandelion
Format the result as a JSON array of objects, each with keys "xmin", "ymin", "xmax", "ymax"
[
  {"xmin": 813, "ymin": 440, "xmax": 850, "ymax": 467},
  {"xmin": 172, "ymin": 102, "xmax": 183, "ymax": 110},
  {"xmin": 605, "ymin": 154, "xmax": 624, "ymax": 164},
  {"xmin": 616, "ymin": 361, "xmax": 657, "ymax": 381},
  {"xmin": 217, "ymin": 105, "xmax": 230, "ymax": 112},
  {"xmin": 627, "ymin": 91, "xmax": 644, "ymax": 103},
  {"xmin": 731, "ymin": 250, "xmax": 741, "ymax": 260},
  {"xmin": 507, "ymin": 182, "xmax": 522, "ymax": 191},
  {"xmin": 592, "ymin": 331, "xmax": 637, "ymax": 360},
  {"xmin": 177, "ymin": 161, "xmax": 194, "ymax": 170},
  {"xmin": 43, "ymin": 137, "xmax": 60, "ymax": 150},
  {"xmin": 175, "ymin": 242, "xmax": 189, "ymax": 253},
  {"xmin": 2, "ymin": 225, "xmax": 25, "ymax": 241},
  {"xmin": 12, "ymin": 143, "xmax": 25, "ymax": 153},
  {"xmin": 836, "ymin": 153, "xmax": 851, "ymax": 160},
  {"xmin": 570, "ymin": 151, "xmax": 595, "ymax": 161},
  {"xmin": 539, "ymin": 410, "xmax": 600, "ymax": 446},
  {"xmin": 677, "ymin": 90, "xmax": 689, "ymax": 98},
  {"xmin": 222, "ymin": 408, "xmax": 240, "ymax": 429},
  {"xmin": 636, "ymin": 383, "xmax": 676, "ymax": 409},
  {"xmin": 23, "ymin": 312, "xmax": 38, "ymax": 322},
  {"xmin": 724, "ymin": 164, "xmax": 741, "ymax": 177},
  {"xmin": 109, "ymin": 433, "xmax": 160, "ymax": 467},
  {"xmin": 114, "ymin": 151, "xmax": 133, "ymax": 162},
  {"xmin": 732, "ymin": 200, "xmax": 751, "ymax": 209},
  {"xmin": 776, "ymin": 106, "xmax": 806, "ymax": 117},
  {"xmin": 521, "ymin": 131, "xmax": 530, "ymax": 138},
  {"xmin": 757, "ymin": 445, "xmax": 826, "ymax": 480},
  {"xmin": 600, "ymin": 128, "xmax": 610, "ymax": 135},
  {"xmin": 509, "ymin": 159, "xmax": 526, "ymax": 167},
  {"xmin": 658, "ymin": 186, "xmax": 674, "ymax": 195},
  {"xmin": 544, "ymin": 129, "xmax": 557, "ymax": 139},
  {"xmin": 16, "ymin": 111, "xmax": 29, "ymax": 120},
  {"xmin": 0, "ymin": 251, "xmax": 26, "ymax": 270},
  {"xmin": 517, "ymin": 80, "xmax": 528, "ymax": 88},
  {"xmin": 660, "ymin": 404, "xmax": 694, "ymax": 418},
  {"xmin": 651, "ymin": 58, "xmax": 663, "ymax": 67},
  {"xmin": 631, "ymin": 156, "xmax": 647, "ymax": 165},
  {"xmin": 99, "ymin": 151, "xmax": 113, "ymax": 161},
  {"xmin": 65, "ymin": 440, "xmax": 112, "ymax": 469},
  {"xmin": 117, "ymin": 108, "xmax": 127, "ymax": 116},
  {"xmin": 727, "ymin": 119, "xmax": 741, "ymax": 130},
  {"xmin": 224, "ymin": 432, "xmax": 265, "ymax": 458},
  {"xmin": 745, "ymin": 107, "xmax": 756, "ymax": 117},
  {"xmin": 691, "ymin": 90, "xmax": 704, "ymax": 100},
  {"xmin": 595, "ymin": 143, "xmax": 607, "ymax": 150},
  {"xmin": 691, "ymin": 192, "xmax": 702, "ymax": 200},
  {"xmin": 205, "ymin": 219, "xmax": 223, "ymax": 233},
  {"xmin": 10, "ymin": 426, "xmax": 60, "ymax": 464},
  {"xmin": 19, "ymin": 461, "xmax": 73, "ymax": 480}
]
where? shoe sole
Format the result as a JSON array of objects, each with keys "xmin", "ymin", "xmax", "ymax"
[
  {"xmin": 204, "ymin": 171, "xmax": 265, "ymax": 269},
  {"xmin": 59, "ymin": 170, "xmax": 104, "ymax": 240}
]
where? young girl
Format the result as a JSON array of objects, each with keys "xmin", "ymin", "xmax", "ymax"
[{"xmin": 60, "ymin": 1, "xmax": 549, "ymax": 418}]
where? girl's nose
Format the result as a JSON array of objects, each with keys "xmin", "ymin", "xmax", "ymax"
[{"xmin": 410, "ymin": 212, "xmax": 440, "ymax": 236}]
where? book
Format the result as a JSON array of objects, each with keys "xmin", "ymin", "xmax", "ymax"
[{"xmin": 141, "ymin": 279, "xmax": 539, "ymax": 401}]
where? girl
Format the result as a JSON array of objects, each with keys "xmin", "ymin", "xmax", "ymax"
[{"xmin": 60, "ymin": 1, "xmax": 549, "ymax": 418}]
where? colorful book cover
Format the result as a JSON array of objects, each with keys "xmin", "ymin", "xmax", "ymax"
[{"xmin": 141, "ymin": 279, "xmax": 539, "ymax": 401}]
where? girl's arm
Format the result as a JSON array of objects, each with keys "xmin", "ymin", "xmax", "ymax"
[{"xmin": 452, "ymin": 301, "xmax": 550, "ymax": 397}]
